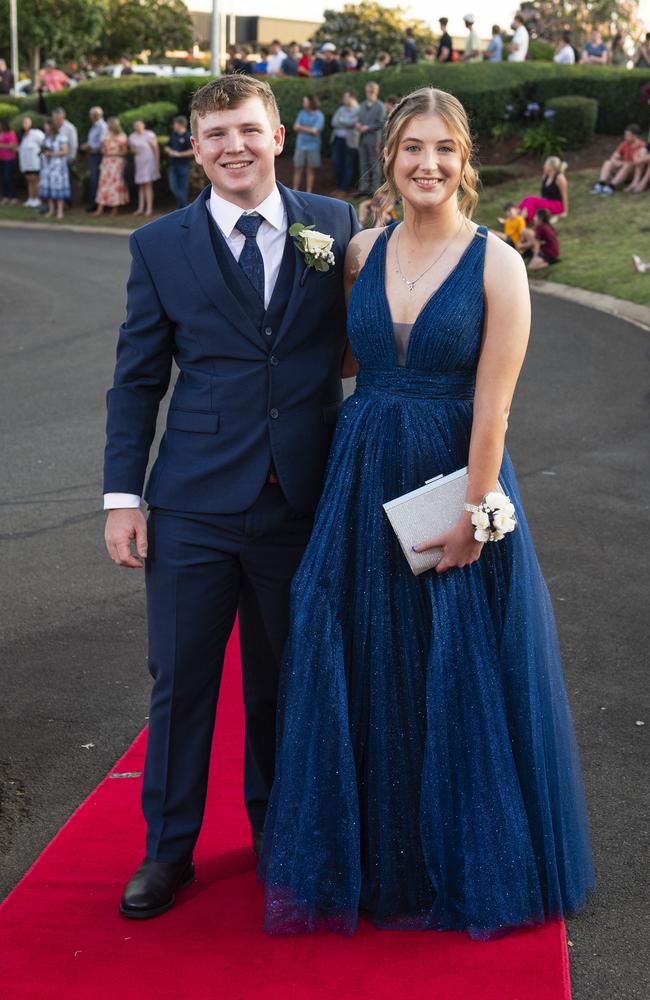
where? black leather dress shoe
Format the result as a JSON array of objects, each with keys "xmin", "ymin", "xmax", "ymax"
[
  {"xmin": 119, "ymin": 856, "xmax": 195, "ymax": 919},
  {"xmin": 252, "ymin": 831, "xmax": 263, "ymax": 857}
]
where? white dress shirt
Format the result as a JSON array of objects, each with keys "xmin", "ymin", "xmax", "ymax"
[{"xmin": 104, "ymin": 184, "xmax": 288, "ymax": 510}]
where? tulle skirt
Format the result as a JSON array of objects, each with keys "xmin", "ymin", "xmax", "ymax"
[{"xmin": 258, "ymin": 383, "xmax": 594, "ymax": 938}]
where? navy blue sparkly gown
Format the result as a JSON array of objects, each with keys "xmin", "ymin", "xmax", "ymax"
[{"xmin": 258, "ymin": 223, "xmax": 595, "ymax": 938}]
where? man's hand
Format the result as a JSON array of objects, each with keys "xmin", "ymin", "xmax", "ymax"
[{"xmin": 105, "ymin": 508, "xmax": 148, "ymax": 568}]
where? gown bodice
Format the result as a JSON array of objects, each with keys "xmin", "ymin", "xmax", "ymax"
[{"xmin": 348, "ymin": 222, "xmax": 488, "ymax": 377}]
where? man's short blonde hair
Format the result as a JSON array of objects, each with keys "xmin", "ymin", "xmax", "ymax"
[{"xmin": 191, "ymin": 75, "xmax": 281, "ymax": 136}]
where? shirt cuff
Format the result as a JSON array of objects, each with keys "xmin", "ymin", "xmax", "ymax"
[{"xmin": 103, "ymin": 493, "xmax": 141, "ymax": 510}]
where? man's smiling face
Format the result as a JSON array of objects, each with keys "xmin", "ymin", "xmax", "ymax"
[{"xmin": 191, "ymin": 97, "xmax": 285, "ymax": 209}]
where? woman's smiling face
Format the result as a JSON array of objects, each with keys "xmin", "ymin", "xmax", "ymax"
[{"xmin": 391, "ymin": 113, "xmax": 463, "ymax": 213}]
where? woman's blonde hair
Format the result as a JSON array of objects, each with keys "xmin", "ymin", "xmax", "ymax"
[
  {"xmin": 545, "ymin": 155, "xmax": 568, "ymax": 174},
  {"xmin": 373, "ymin": 87, "xmax": 479, "ymax": 224},
  {"xmin": 107, "ymin": 116, "xmax": 124, "ymax": 136}
]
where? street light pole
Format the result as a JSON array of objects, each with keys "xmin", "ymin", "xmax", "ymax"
[
  {"xmin": 210, "ymin": 0, "xmax": 221, "ymax": 77},
  {"xmin": 9, "ymin": 0, "xmax": 19, "ymax": 95}
]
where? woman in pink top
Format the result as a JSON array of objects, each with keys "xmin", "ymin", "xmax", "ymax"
[
  {"xmin": 40, "ymin": 60, "xmax": 70, "ymax": 92},
  {"xmin": 0, "ymin": 117, "xmax": 19, "ymax": 204},
  {"xmin": 128, "ymin": 119, "xmax": 160, "ymax": 217}
]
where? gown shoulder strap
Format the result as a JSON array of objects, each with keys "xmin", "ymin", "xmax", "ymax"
[{"xmin": 475, "ymin": 224, "xmax": 488, "ymax": 239}]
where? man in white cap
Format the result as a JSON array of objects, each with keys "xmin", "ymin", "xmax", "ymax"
[
  {"xmin": 460, "ymin": 14, "xmax": 481, "ymax": 61},
  {"xmin": 319, "ymin": 42, "xmax": 342, "ymax": 76}
]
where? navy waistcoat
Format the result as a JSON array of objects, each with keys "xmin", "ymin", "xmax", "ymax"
[{"xmin": 206, "ymin": 211, "xmax": 295, "ymax": 346}]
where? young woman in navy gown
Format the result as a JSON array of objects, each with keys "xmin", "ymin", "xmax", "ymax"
[{"xmin": 259, "ymin": 87, "xmax": 594, "ymax": 938}]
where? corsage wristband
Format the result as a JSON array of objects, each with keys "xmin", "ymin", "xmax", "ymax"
[{"xmin": 463, "ymin": 491, "xmax": 517, "ymax": 542}]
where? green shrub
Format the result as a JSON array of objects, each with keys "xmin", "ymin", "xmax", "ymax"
[
  {"xmin": 477, "ymin": 165, "xmax": 521, "ymax": 187},
  {"xmin": 529, "ymin": 65, "xmax": 650, "ymax": 135},
  {"xmin": 528, "ymin": 40, "xmax": 555, "ymax": 62},
  {"xmin": 119, "ymin": 101, "xmax": 179, "ymax": 134},
  {"xmin": 546, "ymin": 95, "xmax": 598, "ymax": 149},
  {"xmin": 0, "ymin": 101, "xmax": 17, "ymax": 122},
  {"xmin": 0, "ymin": 93, "xmax": 28, "ymax": 108},
  {"xmin": 10, "ymin": 110, "xmax": 47, "ymax": 133},
  {"xmin": 42, "ymin": 76, "xmax": 205, "ymax": 124},
  {"xmin": 517, "ymin": 123, "xmax": 566, "ymax": 159}
]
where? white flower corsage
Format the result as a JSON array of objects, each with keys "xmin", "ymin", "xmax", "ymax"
[
  {"xmin": 290, "ymin": 223, "xmax": 335, "ymax": 272},
  {"xmin": 464, "ymin": 491, "xmax": 517, "ymax": 543}
]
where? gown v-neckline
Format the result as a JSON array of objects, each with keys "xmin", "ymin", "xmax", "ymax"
[{"xmin": 380, "ymin": 222, "xmax": 482, "ymax": 368}]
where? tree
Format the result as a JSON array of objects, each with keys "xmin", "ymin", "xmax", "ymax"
[
  {"xmin": 517, "ymin": 1, "xmax": 641, "ymax": 44},
  {"xmin": 313, "ymin": 2, "xmax": 436, "ymax": 62},
  {"xmin": 99, "ymin": 0, "xmax": 194, "ymax": 62},
  {"xmin": 0, "ymin": 0, "xmax": 105, "ymax": 78}
]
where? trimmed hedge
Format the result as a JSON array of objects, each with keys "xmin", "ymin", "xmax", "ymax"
[
  {"xmin": 41, "ymin": 75, "xmax": 204, "ymax": 123},
  {"xmin": 119, "ymin": 101, "xmax": 179, "ymax": 134},
  {"xmin": 477, "ymin": 165, "xmax": 521, "ymax": 187},
  {"xmin": 0, "ymin": 101, "xmax": 17, "ymax": 122},
  {"xmin": 9, "ymin": 110, "xmax": 47, "ymax": 133},
  {"xmin": 33, "ymin": 63, "xmax": 650, "ymax": 142},
  {"xmin": 547, "ymin": 95, "xmax": 598, "ymax": 149}
]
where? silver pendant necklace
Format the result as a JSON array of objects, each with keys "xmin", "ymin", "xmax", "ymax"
[{"xmin": 395, "ymin": 218, "xmax": 466, "ymax": 293}]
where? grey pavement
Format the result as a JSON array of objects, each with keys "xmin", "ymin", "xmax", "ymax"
[{"xmin": 1, "ymin": 228, "xmax": 648, "ymax": 999}]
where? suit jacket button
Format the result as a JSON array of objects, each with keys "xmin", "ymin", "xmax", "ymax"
[
  {"xmin": 264, "ymin": 327, "xmax": 273, "ymax": 336},
  {"xmin": 270, "ymin": 408, "xmax": 279, "ymax": 419},
  {"xmin": 270, "ymin": 355, "xmax": 279, "ymax": 366}
]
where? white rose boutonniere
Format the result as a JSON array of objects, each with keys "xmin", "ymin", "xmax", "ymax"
[
  {"xmin": 464, "ymin": 491, "xmax": 517, "ymax": 543},
  {"xmin": 290, "ymin": 223, "xmax": 335, "ymax": 273}
]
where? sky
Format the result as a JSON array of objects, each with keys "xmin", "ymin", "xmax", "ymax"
[{"xmin": 189, "ymin": 1, "xmax": 650, "ymax": 35}]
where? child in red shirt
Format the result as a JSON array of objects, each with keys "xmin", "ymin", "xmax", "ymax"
[
  {"xmin": 591, "ymin": 124, "xmax": 645, "ymax": 194},
  {"xmin": 528, "ymin": 209, "xmax": 560, "ymax": 270}
]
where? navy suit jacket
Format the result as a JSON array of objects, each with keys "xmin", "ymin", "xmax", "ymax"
[{"xmin": 104, "ymin": 184, "xmax": 360, "ymax": 514}]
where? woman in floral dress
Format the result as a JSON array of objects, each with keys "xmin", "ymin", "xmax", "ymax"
[
  {"xmin": 38, "ymin": 119, "xmax": 70, "ymax": 220},
  {"xmin": 94, "ymin": 117, "xmax": 129, "ymax": 217}
]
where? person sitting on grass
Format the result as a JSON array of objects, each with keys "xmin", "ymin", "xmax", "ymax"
[
  {"xmin": 518, "ymin": 156, "xmax": 569, "ymax": 221},
  {"xmin": 591, "ymin": 125, "xmax": 645, "ymax": 194},
  {"xmin": 622, "ymin": 135, "xmax": 650, "ymax": 193},
  {"xmin": 493, "ymin": 202, "xmax": 526, "ymax": 247},
  {"xmin": 517, "ymin": 208, "xmax": 560, "ymax": 271}
]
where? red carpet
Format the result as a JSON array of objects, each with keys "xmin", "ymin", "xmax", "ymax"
[{"xmin": 0, "ymin": 630, "xmax": 571, "ymax": 1000}]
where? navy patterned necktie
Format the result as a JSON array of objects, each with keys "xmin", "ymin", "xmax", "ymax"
[{"xmin": 235, "ymin": 212, "xmax": 265, "ymax": 303}]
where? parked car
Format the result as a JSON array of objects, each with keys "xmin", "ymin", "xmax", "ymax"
[{"xmin": 97, "ymin": 64, "xmax": 210, "ymax": 78}]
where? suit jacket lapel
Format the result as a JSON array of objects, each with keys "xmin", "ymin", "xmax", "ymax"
[
  {"xmin": 179, "ymin": 186, "xmax": 265, "ymax": 351},
  {"xmin": 273, "ymin": 183, "xmax": 316, "ymax": 350}
]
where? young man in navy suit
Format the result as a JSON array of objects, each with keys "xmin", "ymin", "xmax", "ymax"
[{"xmin": 103, "ymin": 75, "xmax": 360, "ymax": 918}]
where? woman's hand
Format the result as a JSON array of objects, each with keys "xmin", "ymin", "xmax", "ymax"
[{"xmin": 413, "ymin": 512, "xmax": 484, "ymax": 574}]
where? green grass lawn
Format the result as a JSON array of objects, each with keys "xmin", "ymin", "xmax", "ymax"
[
  {"xmin": 0, "ymin": 203, "xmax": 163, "ymax": 230},
  {"xmin": 2, "ymin": 167, "xmax": 650, "ymax": 308},
  {"xmin": 475, "ymin": 168, "xmax": 650, "ymax": 308}
]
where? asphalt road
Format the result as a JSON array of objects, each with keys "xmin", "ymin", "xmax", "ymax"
[{"xmin": 1, "ymin": 227, "xmax": 648, "ymax": 1000}]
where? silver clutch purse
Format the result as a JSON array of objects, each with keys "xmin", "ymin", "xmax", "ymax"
[{"xmin": 383, "ymin": 467, "xmax": 469, "ymax": 576}]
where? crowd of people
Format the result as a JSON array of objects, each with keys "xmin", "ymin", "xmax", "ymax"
[
  {"xmin": 221, "ymin": 18, "xmax": 650, "ymax": 76},
  {"xmin": 0, "ymin": 106, "xmax": 194, "ymax": 218}
]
